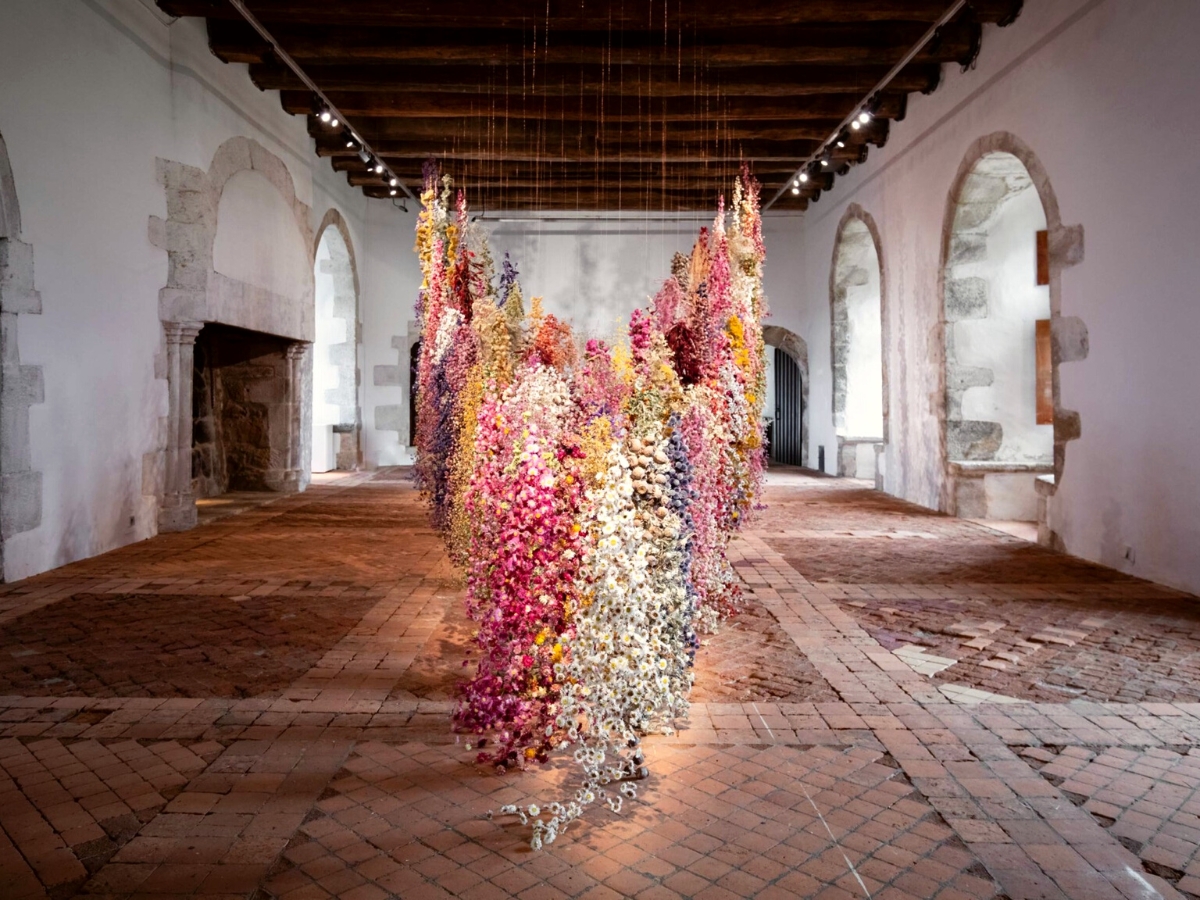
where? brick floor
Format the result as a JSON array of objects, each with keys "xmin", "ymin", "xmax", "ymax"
[
  {"xmin": 1023, "ymin": 745, "xmax": 1200, "ymax": 897},
  {"xmin": 759, "ymin": 476, "xmax": 1199, "ymax": 705},
  {"xmin": 690, "ymin": 588, "xmax": 836, "ymax": 704},
  {"xmin": 260, "ymin": 741, "xmax": 1000, "ymax": 900},
  {"xmin": 0, "ymin": 468, "xmax": 1196, "ymax": 899},
  {"xmin": 0, "ymin": 589, "xmax": 389, "ymax": 699}
]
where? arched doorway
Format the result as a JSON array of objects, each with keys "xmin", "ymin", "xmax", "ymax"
[
  {"xmin": 830, "ymin": 205, "xmax": 885, "ymax": 482},
  {"xmin": 762, "ymin": 326, "xmax": 808, "ymax": 469},
  {"xmin": 312, "ymin": 212, "xmax": 361, "ymax": 472},
  {"xmin": 939, "ymin": 134, "xmax": 1086, "ymax": 545},
  {"xmin": 769, "ymin": 348, "xmax": 803, "ymax": 466}
]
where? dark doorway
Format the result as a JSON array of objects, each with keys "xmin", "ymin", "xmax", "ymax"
[
  {"xmin": 772, "ymin": 347, "xmax": 803, "ymax": 466},
  {"xmin": 409, "ymin": 339, "xmax": 421, "ymax": 447}
]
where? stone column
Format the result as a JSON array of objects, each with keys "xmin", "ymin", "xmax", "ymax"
[
  {"xmin": 158, "ymin": 320, "xmax": 203, "ymax": 532},
  {"xmin": 283, "ymin": 342, "xmax": 309, "ymax": 492}
]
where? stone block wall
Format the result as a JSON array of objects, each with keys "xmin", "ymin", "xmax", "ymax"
[{"xmin": 0, "ymin": 131, "xmax": 43, "ymax": 580}]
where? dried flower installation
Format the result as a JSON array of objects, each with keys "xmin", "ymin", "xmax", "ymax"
[{"xmin": 412, "ymin": 166, "xmax": 767, "ymax": 845}]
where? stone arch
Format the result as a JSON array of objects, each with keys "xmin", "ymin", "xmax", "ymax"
[
  {"xmin": 762, "ymin": 325, "xmax": 809, "ymax": 468},
  {"xmin": 937, "ymin": 132, "xmax": 1086, "ymax": 545},
  {"xmin": 312, "ymin": 209, "xmax": 362, "ymax": 471},
  {"xmin": 148, "ymin": 136, "xmax": 314, "ymax": 531},
  {"xmin": 0, "ymin": 129, "xmax": 45, "ymax": 581},
  {"xmin": 829, "ymin": 203, "xmax": 887, "ymax": 482}
]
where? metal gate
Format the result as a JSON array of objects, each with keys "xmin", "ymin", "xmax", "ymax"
[{"xmin": 772, "ymin": 347, "xmax": 803, "ymax": 466}]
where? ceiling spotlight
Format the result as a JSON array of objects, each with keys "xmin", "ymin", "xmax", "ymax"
[
  {"xmin": 389, "ymin": 177, "xmax": 398, "ymax": 187},
  {"xmin": 390, "ymin": 189, "xmax": 398, "ymax": 196},
  {"xmin": 374, "ymin": 163, "xmax": 384, "ymax": 174},
  {"xmin": 799, "ymin": 172, "xmax": 809, "ymax": 183},
  {"xmin": 790, "ymin": 186, "xmax": 800, "ymax": 195},
  {"xmin": 346, "ymin": 139, "xmax": 355, "ymax": 148},
  {"xmin": 319, "ymin": 110, "xmax": 332, "ymax": 123},
  {"xmin": 821, "ymin": 157, "xmax": 830, "ymax": 167},
  {"xmin": 836, "ymin": 139, "xmax": 846, "ymax": 148},
  {"xmin": 330, "ymin": 117, "xmax": 339, "ymax": 128},
  {"xmin": 851, "ymin": 120, "xmax": 861, "ymax": 131},
  {"xmin": 357, "ymin": 148, "xmax": 371, "ymax": 163},
  {"xmin": 858, "ymin": 111, "xmax": 871, "ymax": 124}
]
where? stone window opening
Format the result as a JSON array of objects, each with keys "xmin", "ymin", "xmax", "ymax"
[
  {"xmin": 939, "ymin": 137, "xmax": 1087, "ymax": 546},
  {"xmin": 830, "ymin": 207, "xmax": 885, "ymax": 484}
]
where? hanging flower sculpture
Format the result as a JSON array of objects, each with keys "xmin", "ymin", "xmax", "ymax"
[{"xmin": 412, "ymin": 165, "xmax": 767, "ymax": 846}]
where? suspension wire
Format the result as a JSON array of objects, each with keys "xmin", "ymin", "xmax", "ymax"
[
  {"xmin": 763, "ymin": 0, "xmax": 968, "ymax": 210},
  {"xmin": 224, "ymin": 0, "xmax": 417, "ymax": 205}
]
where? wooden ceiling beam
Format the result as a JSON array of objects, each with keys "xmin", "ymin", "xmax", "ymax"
[
  {"xmin": 360, "ymin": 190, "xmax": 794, "ymax": 211},
  {"xmin": 311, "ymin": 118, "xmax": 888, "ymax": 159},
  {"xmin": 343, "ymin": 172, "xmax": 807, "ymax": 191},
  {"xmin": 312, "ymin": 117, "xmax": 867, "ymax": 145},
  {"xmin": 284, "ymin": 90, "xmax": 906, "ymax": 122},
  {"xmin": 324, "ymin": 148, "xmax": 822, "ymax": 164},
  {"xmin": 329, "ymin": 158, "xmax": 857, "ymax": 179},
  {"xmin": 161, "ymin": 0, "xmax": 1022, "ymax": 29},
  {"xmin": 345, "ymin": 172, "xmax": 785, "ymax": 192},
  {"xmin": 207, "ymin": 20, "xmax": 981, "ymax": 68},
  {"xmin": 152, "ymin": 2, "xmax": 1020, "ymax": 207},
  {"xmin": 323, "ymin": 144, "xmax": 821, "ymax": 165},
  {"xmin": 249, "ymin": 62, "xmax": 941, "ymax": 97}
]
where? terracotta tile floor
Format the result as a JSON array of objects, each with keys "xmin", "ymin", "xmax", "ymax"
[{"xmin": 1, "ymin": 468, "xmax": 1199, "ymax": 899}]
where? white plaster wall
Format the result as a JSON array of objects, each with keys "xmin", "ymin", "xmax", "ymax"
[
  {"xmin": 984, "ymin": 473, "xmax": 1039, "ymax": 522},
  {"xmin": 214, "ymin": 170, "xmax": 311, "ymax": 303},
  {"xmin": 484, "ymin": 217, "xmax": 707, "ymax": 341},
  {"xmin": 0, "ymin": 0, "xmax": 374, "ymax": 579},
  {"xmin": 760, "ymin": 215, "xmax": 823, "ymax": 467},
  {"xmin": 360, "ymin": 200, "xmax": 420, "ymax": 467},
  {"xmin": 771, "ymin": 0, "xmax": 1200, "ymax": 593},
  {"xmin": 954, "ymin": 183, "xmax": 1052, "ymax": 463},
  {"xmin": 854, "ymin": 444, "xmax": 877, "ymax": 482}
]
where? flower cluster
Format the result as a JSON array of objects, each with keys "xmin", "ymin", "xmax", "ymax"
[{"xmin": 412, "ymin": 165, "xmax": 767, "ymax": 845}]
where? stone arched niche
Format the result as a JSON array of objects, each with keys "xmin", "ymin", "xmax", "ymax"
[
  {"xmin": 148, "ymin": 137, "xmax": 314, "ymax": 531},
  {"xmin": 312, "ymin": 209, "xmax": 362, "ymax": 472},
  {"xmin": 938, "ymin": 132, "xmax": 1086, "ymax": 546},
  {"xmin": 153, "ymin": 136, "xmax": 315, "ymax": 341},
  {"xmin": 214, "ymin": 171, "xmax": 312, "ymax": 308},
  {"xmin": 0, "ymin": 128, "xmax": 45, "ymax": 580},
  {"xmin": 829, "ymin": 204, "xmax": 886, "ymax": 481},
  {"xmin": 762, "ymin": 325, "xmax": 809, "ymax": 468}
]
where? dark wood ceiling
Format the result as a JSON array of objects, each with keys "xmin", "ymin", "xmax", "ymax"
[{"xmin": 157, "ymin": 0, "xmax": 1023, "ymax": 210}]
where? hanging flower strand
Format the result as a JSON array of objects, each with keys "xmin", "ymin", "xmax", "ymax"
[{"xmin": 411, "ymin": 167, "xmax": 767, "ymax": 847}]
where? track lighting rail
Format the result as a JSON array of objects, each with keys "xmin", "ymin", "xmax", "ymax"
[
  {"xmin": 764, "ymin": 0, "xmax": 968, "ymax": 210},
  {"xmin": 224, "ymin": 0, "xmax": 417, "ymax": 204}
]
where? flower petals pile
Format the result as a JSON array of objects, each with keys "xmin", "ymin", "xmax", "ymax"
[{"xmin": 413, "ymin": 168, "xmax": 767, "ymax": 845}]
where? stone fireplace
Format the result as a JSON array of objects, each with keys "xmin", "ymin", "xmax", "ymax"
[{"xmin": 191, "ymin": 323, "xmax": 305, "ymax": 498}]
